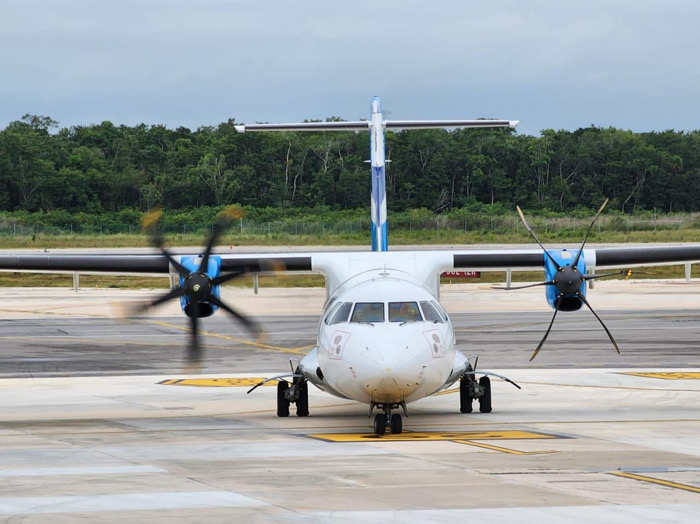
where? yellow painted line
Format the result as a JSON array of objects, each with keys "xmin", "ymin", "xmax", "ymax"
[
  {"xmin": 610, "ymin": 472, "xmax": 700, "ymax": 494},
  {"xmin": 433, "ymin": 387, "xmax": 459, "ymax": 396},
  {"xmin": 619, "ymin": 372, "xmax": 700, "ymax": 380},
  {"xmin": 140, "ymin": 319, "xmax": 309, "ymax": 354},
  {"xmin": 308, "ymin": 430, "xmax": 561, "ymax": 443},
  {"xmin": 452, "ymin": 440, "xmax": 556, "ymax": 455},
  {"xmin": 158, "ymin": 377, "xmax": 278, "ymax": 387}
]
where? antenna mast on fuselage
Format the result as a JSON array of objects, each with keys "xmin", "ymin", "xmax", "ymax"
[{"xmin": 235, "ymin": 98, "xmax": 518, "ymax": 252}]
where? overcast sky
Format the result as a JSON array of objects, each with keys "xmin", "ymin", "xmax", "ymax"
[{"xmin": 2, "ymin": 1, "xmax": 699, "ymax": 136}]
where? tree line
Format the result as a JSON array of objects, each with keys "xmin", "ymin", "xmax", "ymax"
[{"xmin": 1, "ymin": 113, "xmax": 699, "ymax": 216}]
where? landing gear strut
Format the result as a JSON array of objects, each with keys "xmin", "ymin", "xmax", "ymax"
[
  {"xmin": 370, "ymin": 402, "xmax": 406, "ymax": 435},
  {"xmin": 276, "ymin": 373, "xmax": 309, "ymax": 417}
]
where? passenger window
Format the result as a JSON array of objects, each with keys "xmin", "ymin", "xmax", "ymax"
[
  {"xmin": 329, "ymin": 302, "xmax": 353, "ymax": 325},
  {"xmin": 420, "ymin": 301, "xmax": 443, "ymax": 323},
  {"xmin": 351, "ymin": 302, "xmax": 384, "ymax": 323},
  {"xmin": 388, "ymin": 302, "xmax": 423, "ymax": 323}
]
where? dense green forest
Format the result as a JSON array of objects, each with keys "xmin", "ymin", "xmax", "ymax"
[{"xmin": 1, "ymin": 113, "xmax": 699, "ymax": 220}]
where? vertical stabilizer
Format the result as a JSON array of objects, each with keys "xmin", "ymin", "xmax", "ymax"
[{"xmin": 370, "ymin": 97, "xmax": 388, "ymax": 252}]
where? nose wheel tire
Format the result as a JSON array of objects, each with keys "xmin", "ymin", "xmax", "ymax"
[
  {"xmin": 373, "ymin": 414, "xmax": 387, "ymax": 435},
  {"xmin": 390, "ymin": 413, "xmax": 402, "ymax": 434}
]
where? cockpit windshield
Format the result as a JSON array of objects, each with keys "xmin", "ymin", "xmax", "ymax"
[
  {"xmin": 388, "ymin": 302, "xmax": 423, "ymax": 323},
  {"xmin": 351, "ymin": 302, "xmax": 385, "ymax": 323}
]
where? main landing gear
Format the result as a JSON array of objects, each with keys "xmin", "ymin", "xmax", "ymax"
[
  {"xmin": 276, "ymin": 374, "xmax": 309, "ymax": 417},
  {"xmin": 460, "ymin": 367, "xmax": 492, "ymax": 414},
  {"xmin": 370, "ymin": 402, "xmax": 407, "ymax": 435}
]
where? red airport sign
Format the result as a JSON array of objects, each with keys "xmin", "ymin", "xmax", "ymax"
[{"xmin": 441, "ymin": 271, "xmax": 481, "ymax": 278}]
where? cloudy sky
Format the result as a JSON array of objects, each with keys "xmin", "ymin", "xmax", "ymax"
[{"xmin": 2, "ymin": 1, "xmax": 699, "ymax": 136}]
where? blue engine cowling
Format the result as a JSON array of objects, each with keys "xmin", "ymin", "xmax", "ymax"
[
  {"xmin": 544, "ymin": 249, "xmax": 586, "ymax": 311},
  {"xmin": 178, "ymin": 255, "xmax": 222, "ymax": 318}
]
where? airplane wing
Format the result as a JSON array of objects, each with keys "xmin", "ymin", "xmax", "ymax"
[
  {"xmin": 2, "ymin": 244, "xmax": 700, "ymax": 279},
  {"xmin": 449, "ymin": 245, "xmax": 700, "ymax": 271},
  {"xmin": 0, "ymin": 252, "xmax": 313, "ymax": 274}
]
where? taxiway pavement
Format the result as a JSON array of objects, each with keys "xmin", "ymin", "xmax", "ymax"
[{"xmin": 0, "ymin": 281, "xmax": 698, "ymax": 522}]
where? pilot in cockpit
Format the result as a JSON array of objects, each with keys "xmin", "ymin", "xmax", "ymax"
[{"xmin": 389, "ymin": 302, "xmax": 422, "ymax": 323}]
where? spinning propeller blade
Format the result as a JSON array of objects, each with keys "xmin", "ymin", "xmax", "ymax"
[
  {"xmin": 530, "ymin": 300, "xmax": 561, "ymax": 361},
  {"xmin": 492, "ymin": 280, "xmax": 555, "ymax": 290},
  {"xmin": 131, "ymin": 207, "xmax": 263, "ymax": 364},
  {"xmin": 572, "ymin": 199, "xmax": 608, "ymax": 268},
  {"xmin": 516, "ymin": 206, "xmax": 561, "ymax": 270},
  {"xmin": 577, "ymin": 291, "xmax": 620, "ymax": 354}
]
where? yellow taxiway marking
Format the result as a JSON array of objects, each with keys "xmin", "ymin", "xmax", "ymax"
[
  {"xmin": 140, "ymin": 319, "xmax": 310, "ymax": 354},
  {"xmin": 610, "ymin": 472, "xmax": 700, "ymax": 494},
  {"xmin": 433, "ymin": 387, "xmax": 459, "ymax": 396},
  {"xmin": 619, "ymin": 372, "xmax": 700, "ymax": 380},
  {"xmin": 452, "ymin": 440, "xmax": 556, "ymax": 455},
  {"xmin": 159, "ymin": 377, "xmax": 278, "ymax": 387},
  {"xmin": 308, "ymin": 430, "xmax": 560, "ymax": 443}
]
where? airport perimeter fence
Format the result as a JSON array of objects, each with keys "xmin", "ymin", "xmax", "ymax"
[{"xmin": 0, "ymin": 214, "xmax": 695, "ymax": 237}]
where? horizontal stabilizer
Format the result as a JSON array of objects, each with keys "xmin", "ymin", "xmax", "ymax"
[
  {"xmin": 385, "ymin": 119, "xmax": 518, "ymax": 130},
  {"xmin": 235, "ymin": 121, "xmax": 369, "ymax": 133},
  {"xmin": 235, "ymin": 119, "xmax": 517, "ymax": 133}
]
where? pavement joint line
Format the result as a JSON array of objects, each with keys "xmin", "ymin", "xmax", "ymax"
[
  {"xmin": 0, "ymin": 308, "xmax": 110, "ymax": 318},
  {"xmin": 610, "ymin": 471, "xmax": 700, "ymax": 494},
  {"xmin": 515, "ymin": 380, "xmax": 700, "ymax": 392},
  {"xmin": 0, "ymin": 336, "xmax": 275, "ymax": 353}
]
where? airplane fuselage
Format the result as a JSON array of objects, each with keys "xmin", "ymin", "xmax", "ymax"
[{"xmin": 299, "ymin": 269, "xmax": 458, "ymax": 406}]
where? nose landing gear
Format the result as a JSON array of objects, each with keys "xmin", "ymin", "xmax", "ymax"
[
  {"xmin": 460, "ymin": 374, "xmax": 492, "ymax": 413},
  {"xmin": 276, "ymin": 375, "xmax": 309, "ymax": 417},
  {"xmin": 370, "ymin": 402, "xmax": 406, "ymax": 435},
  {"xmin": 458, "ymin": 360, "xmax": 521, "ymax": 415}
]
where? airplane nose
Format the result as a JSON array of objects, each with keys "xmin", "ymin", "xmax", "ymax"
[{"xmin": 360, "ymin": 343, "xmax": 426, "ymax": 401}]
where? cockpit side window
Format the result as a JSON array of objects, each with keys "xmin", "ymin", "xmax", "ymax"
[
  {"xmin": 388, "ymin": 302, "xmax": 423, "ymax": 323},
  {"xmin": 351, "ymin": 302, "xmax": 384, "ymax": 323},
  {"xmin": 419, "ymin": 301, "xmax": 443, "ymax": 323},
  {"xmin": 329, "ymin": 302, "xmax": 353, "ymax": 325},
  {"xmin": 324, "ymin": 302, "xmax": 342, "ymax": 325},
  {"xmin": 431, "ymin": 300, "xmax": 448, "ymax": 322}
]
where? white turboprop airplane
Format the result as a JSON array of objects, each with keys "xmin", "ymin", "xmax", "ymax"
[{"xmin": 3, "ymin": 97, "xmax": 700, "ymax": 436}]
